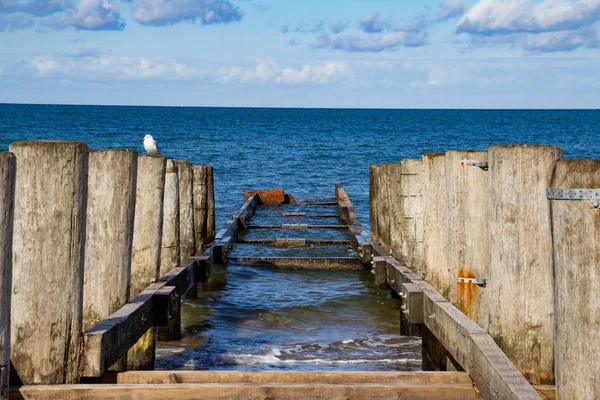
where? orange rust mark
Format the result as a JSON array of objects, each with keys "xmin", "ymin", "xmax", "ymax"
[
  {"xmin": 244, "ymin": 188, "xmax": 285, "ymax": 205},
  {"xmin": 457, "ymin": 265, "xmax": 478, "ymax": 319}
]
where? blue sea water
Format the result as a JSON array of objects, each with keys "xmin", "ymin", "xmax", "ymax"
[
  {"xmin": 1, "ymin": 104, "xmax": 598, "ymax": 371},
  {"xmin": 1, "ymin": 104, "xmax": 598, "ymax": 230}
]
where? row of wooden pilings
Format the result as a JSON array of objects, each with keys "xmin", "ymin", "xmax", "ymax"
[
  {"xmin": 370, "ymin": 144, "xmax": 599, "ymax": 399},
  {"xmin": 0, "ymin": 141, "xmax": 215, "ymax": 398}
]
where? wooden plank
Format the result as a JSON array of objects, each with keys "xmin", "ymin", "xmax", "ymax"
[
  {"xmin": 0, "ymin": 152, "xmax": 15, "ymax": 400},
  {"xmin": 12, "ymin": 382, "xmax": 479, "ymax": 400},
  {"xmin": 192, "ymin": 165, "xmax": 208, "ymax": 253},
  {"xmin": 173, "ymin": 160, "xmax": 195, "ymax": 260},
  {"xmin": 160, "ymin": 160, "xmax": 181, "ymax": 276},
  {"xmin": 81, "ymin": 282, "xmax": 177, "ymax": 378},
  {"xmin": 549, "ymin": 159, "xmax": 600, "ymax": 399},
  {"xmin": 248, "ymin": 225, "xmax": 347, "ymax": 229},
  {"xmin": 115, "ymin": 370, "xmax": 474, "ymax": 385},
  {"xmin": 243, "ymin": 188, "xmax": 284, "ymax": 205},
  {"xmin": 228, "ymin": 256, "xmax": 364, "ymax": 270},
  {"xmin": 237, "ymin": 239, "xmax": 351, "ymax": 247}
]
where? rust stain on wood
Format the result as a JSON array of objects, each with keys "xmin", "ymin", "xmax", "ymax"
[
  {"xmin": 457, "ymin": 266, "xmax": 478, "ymax": 320},
  {"xmin": 244, "ymin": 188, "xmax": 285, "ymax": 205}
]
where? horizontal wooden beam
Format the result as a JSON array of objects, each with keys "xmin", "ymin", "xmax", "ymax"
[
  {"xmin": 12, "ymin": 382, "xmax": 479, "ymax": 400},
  {"xmin": 115, "ymin": 370, "xmax": 473, "ymax": 385},
  {"xmin": 227, "ymin": 256, "xmax": 364, "ymax": 270},
  {"xmin": 81, "ymin": 282, "xmax": 175, "ymax": 378},
  {"xmin": 248, "ymin": 225, "xmax": 348, "ymax": 230},
  {"xmin": 237, "ymin": 239, "xmax": 352, "ymax": 247},
  {"xmin": 370, "ymin": 240, "xmax": 543, "ymax": 400},
  {"xmin": 213, "ymin": 194, "xmax": 259, "ymax": 263}
]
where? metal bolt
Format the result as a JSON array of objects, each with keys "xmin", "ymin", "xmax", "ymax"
[{"xmin": 593, "ymin": 201, "xmax": 600, "ymax": 208}]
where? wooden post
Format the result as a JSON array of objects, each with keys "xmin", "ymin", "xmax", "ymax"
[
  {"xmin": 0, "ymin": 153, "xmax": 15, "ymax": 400},
  {"xmin": 549, "ymin": 159, "xmax": 600, "ymax": 399},
  {"xmin": 396, "ymin": 159, "xmax": 425, "ymax": 276},
  {"xmin": 192, "ymin": 165, "xmax": 208, "ymax": 255},
  {"xmin": 445, "ymin": 150, "xmax": 489, "ymax": 330},
  {"xmin": 488, "ymin": 144, "xmax": 561, "ymax": 384},
  {"xmin": 157, "ymin": 160, "xmax": 182, "ymax": 341},
  {"xmin": 369, "ymin": 165, "xmax": 380, "ymax": 241},
  {"xmin": 83, "ymin": 150, "xmax": 137, "ymax": 330},
  {"xmin": 128, "ymin": 155, "xmax": 166, "ymax": 371},
  {"xmin": 160, "ymin": 160, "xmax": 180, "ymax": 277},
  {"xmin": 174, "ymin": 160, "xmax": 195, "ymax": 260},
  {"xmin": 9, "ymin": 141, "xmax": 88, "ymax": 384},
  {"xmin": 83, "ymin": 150, "xmax": 137, "ymax": 371},
  {"xmin": 422, "ymin": 153, "xmax": 449, "ymax": 298},
  {"xmin": 386, "ymin": 163, "xmax": 403, "ymax": 259},
  {"xmin": 206, "ymin": 166, "xmax": 215, "ymax": 244}
]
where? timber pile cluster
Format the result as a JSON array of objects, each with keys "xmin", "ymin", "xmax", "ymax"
[
  {"xmin": 370, "ymin": 144, "xmax": 599, "ymax": 400},
  {"xmin": 0, "ymin": 141, "xmax": 214, "ymax": 399}
]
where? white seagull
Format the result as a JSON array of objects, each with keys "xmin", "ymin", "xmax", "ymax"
[{"xmin": 142, "ymin": 134, "xmax": 160, "ymax": 156}]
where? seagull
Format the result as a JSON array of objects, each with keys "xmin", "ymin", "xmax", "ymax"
[{"xmin": 142, "ymin": 134, "xmax": 160, "ymax": 156}]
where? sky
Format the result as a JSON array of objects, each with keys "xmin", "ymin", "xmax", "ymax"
[{"xmin": 0, "ymin": 0, "xmax": 599, "ymax": 108}]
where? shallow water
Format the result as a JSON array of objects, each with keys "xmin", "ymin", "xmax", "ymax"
[{"xmin": 155, "ymin": 264, "xmax": 421, "ymax": 371}]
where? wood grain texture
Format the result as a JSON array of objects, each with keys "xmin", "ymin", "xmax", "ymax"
[
  {"xmin": 12, "ymin": 382, "xmax": 479, "ymax": 400},
  {"xmin": 396, "ymin": 159, "xmax": 425, "ymax": 275},
  {"xmin": 160, "ymin": 160, "xmax": 180, "ymax": 276},
  {"xmin": 9, "ymin": 141, "xmax": 89, "ymax": 384},
  {"xmin": 115, "ymin": 370, "xmax": 474, "ymax": 385},
  {"xmin": 422, "ymin": 152, "xmax": 449, "ymax": 298},
  {"xmin": 128, "ymin": 155, "xmax": 166, "ymax": 371},
  {"xmin": 83, "ymin": 150, "xmax": 137, "ymax": 332},
  {"xmin": 445, "ymin": 150, "xmax": 489, "ymax": 330},
  {"xmin": 206, "ymin": 166, "xmax": 215, "ymax": 244},
  {"xmin": 192, "ymin": 165, "xmax": 208, "ymax": 254},
  {"xmin": 173, "ymin": 160, "xmax": 195, "ymax": 260},
  {"xmin": 549, "ymin": 159, "xmax": 600, "ymax": 400},
  {"xmin": 0, "ymin": 153, "xmax": 15, "ymax": 400},
  {"xmin": 386, "ymin": 163, "xmax": 403, "ymax": 259},
  {"xmin": 488, "ymin": 145, "xmax": 561, "ymax": 384}
]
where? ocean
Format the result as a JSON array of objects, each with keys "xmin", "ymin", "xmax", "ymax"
[{"xmin": 1, "ymin": 104, "xmax": 598, "ymax": 370}]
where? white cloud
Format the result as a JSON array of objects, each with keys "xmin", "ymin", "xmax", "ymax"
[
  {"xmin": 217, "ymin": 59, "xmax": 352, "ymax": 84},
  {"xmin": 457, "ymin": 0, "xmax": 600, "ymax": 51},
  {"xmin": 24, "ymin": 55, "xmax": 198, "ymax": 80},
  {"xmin": 129, "ymin": 0, "xmax": 243, "ymax": 26},
  {"xmin": 54, "ymin": 0, "xmax": 124, "ymax": 30}
]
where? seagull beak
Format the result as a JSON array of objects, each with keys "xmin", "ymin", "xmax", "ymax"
[{"xmin": 141, "ymin": 137, "xmax": 144, "ymax": 141}]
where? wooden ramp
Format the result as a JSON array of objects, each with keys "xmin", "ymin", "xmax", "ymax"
[{"xmin": 218, "ymin": 185, "xmax": 367, "ymax": 270}]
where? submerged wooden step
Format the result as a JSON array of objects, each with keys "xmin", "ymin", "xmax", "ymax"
[
  {"xmin": 228, "ymin": 256, "xmax": 364, "ymax": 270},
  {"xmin": 237, "ymin": 238, "xmax": 352, "ymax": 247},
  {"xmin": 249, "ymin": 224, "xmax": 348, "ymax": 230}
]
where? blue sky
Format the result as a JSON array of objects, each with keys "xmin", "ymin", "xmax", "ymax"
[{"xmin": 0, "ymin": 0, "xmax": 599, "ymax": 108}]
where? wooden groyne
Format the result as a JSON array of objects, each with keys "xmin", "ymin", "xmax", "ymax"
[
  {"xmin": 371, "ymin": 144, "xmax": 600, "ymax": 399},
  {"xmin": 0, "ymin": 141, "xmax": 214, "ymax": 398}
]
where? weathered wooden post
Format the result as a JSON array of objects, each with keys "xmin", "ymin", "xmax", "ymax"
[
  {"xmin": 396, "ymin": 159, "xmax": 424, "ymax": 276},
  {"xmin": 206, "ymin": 166, "xmax": 215, "ymax": 244},
  {"xmin": 549, "ymin": 159, "xmax": 600, "ymax": 399},
  {"xmin": 174, "ymin": 160, "xmax": 195, "ymax": 260},
  {"xmin": 445, "ymin": 150, "xmax": 489, "ymax": 330},
  {"xmin": 157, "ymin": 160, "xmax": 182, "ymax": 341},
  {"xmin": 192, "ymin": 165, "xmax": 208, "ymax": 255},
  {"xmin": 128, "ymin": 154, "xmax": 166, "ymax": 370},
  {"xmin": 0, "ymin": 153, "xmax": 15, "ymax": 400},
  {"xmin": 488, "ymin": 144, "xmax": 561, "ymax": 384},
  {"xmin": 369, "ymin": 164, "xmax": 380, "ymax": 241},
  {"xmin": 83, "ymin": 150, "xmax": 138, "ymax": 370},
  {"xmin": 9, "ymin": 141, "xmax": 88, "ymax": 384},
  {"xmin": 386, "ymin": 163, "xmax": 403, "ymax": 258},
  {"xmin": 422, "ymin": 153, "xmax": 449, "ymax": 298},
  {"xmin": 160, "ymin": 160, "xmax": 180, "ymax": 276}
]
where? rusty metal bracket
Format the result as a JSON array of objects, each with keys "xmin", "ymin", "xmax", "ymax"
[
  {"xmin": 460, "ymin": 160, "xmax": 488, "ymax": 170},
  {"xmin": 457, "ymin": 277, "xmax": 488, "ymax": 287},
  {"xmin": 546, "ymin": 188, "xmax": 600, "ymax": 209}
]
